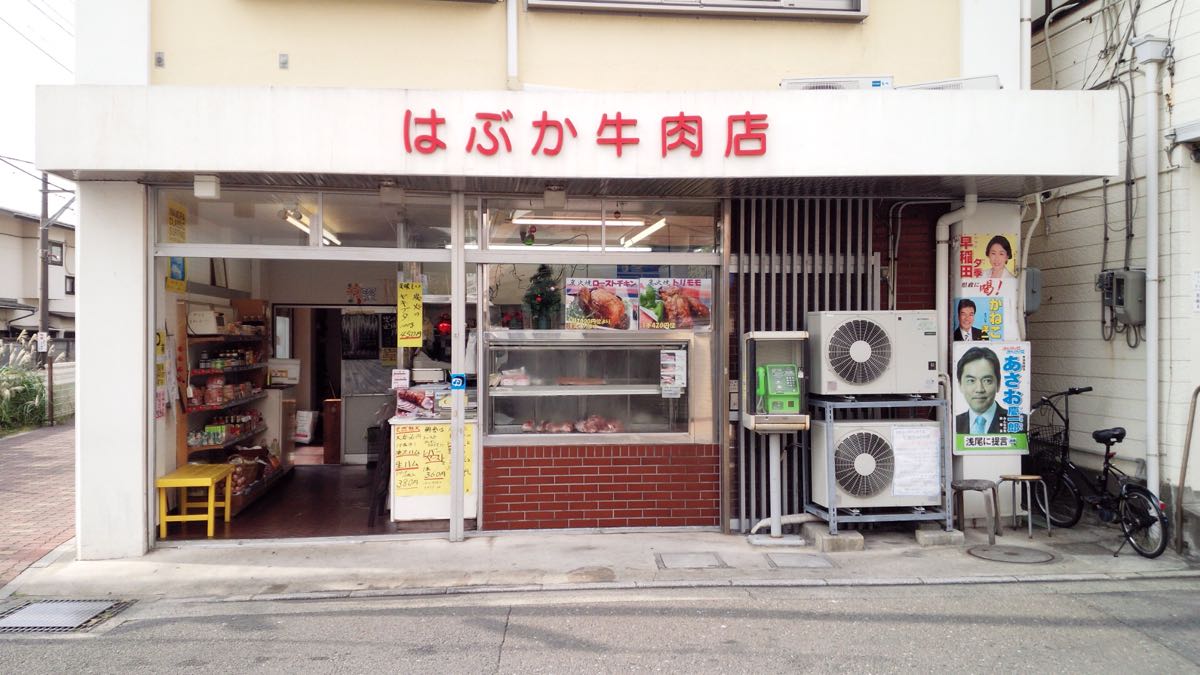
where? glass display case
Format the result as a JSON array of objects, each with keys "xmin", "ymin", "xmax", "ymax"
[{"xmin": 484, "ymin": 334, "xmax": 692, "ymax": 439}]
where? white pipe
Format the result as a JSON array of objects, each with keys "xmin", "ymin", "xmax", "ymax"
[
  {"xmin": 1143, "ymin": 58, "xmax": 1163, "ymax": 495},
  {"xmin": 749, "ymin": 512, "xmax": 820, "ymax": 535},
  {"xmin": 769, "ymin": 434, "xmax": 782, "ymax": 537},
  {"xmin": 1044, "ymin": 3, "xmax": 1079, "ymax": 90},
  {"xmin": 1020, "ymin": 0, "xmax": 1032, "ymax": 89},
  {"xmin": 506, "ymin": 0, "xmax": 519, "ymax": 90},
  {"xmin": 935, "ymin": 186, "xmax": 977, "ymax": 378},
  {"xmin": 1016, "ymin": 195, "xmax": 1044, "ymax": 340}
]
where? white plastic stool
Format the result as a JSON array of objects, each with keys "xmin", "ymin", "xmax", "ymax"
[{"xmin": 997, "ymin": 474, "xmax": 1052, "ymax": 539}]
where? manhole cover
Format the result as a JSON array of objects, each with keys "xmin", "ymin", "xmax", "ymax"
[
  {"xmin": 0, "ymin": 600, "xmax": 134, "ymax": 634},
  {"xmin": 655, "ymin": 552, "xmax": 728, "ymax": 570},
  {"xmin": 765, "ymin": 553, "xmax": 832, "ymax": 569},
  {"xmin": 967, "ymin": 545, "xmax": 1057, "ymax": 564}
]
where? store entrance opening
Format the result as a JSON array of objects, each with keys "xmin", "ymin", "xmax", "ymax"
[{"xmin": 155, "ymin": 258, "xmax": 474, "ymax": 541}]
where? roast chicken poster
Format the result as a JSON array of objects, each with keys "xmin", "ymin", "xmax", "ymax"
[
  {"xmin": 564, "ymin": 277, "xmax": 712, "ymax": 331},
  {"xmin": 639, "ymin": 278, "xmax": 712, "ymax": 330},
  {"xmin": 565, "ymin": 278, "xmax": 639, "ymax": 330}
]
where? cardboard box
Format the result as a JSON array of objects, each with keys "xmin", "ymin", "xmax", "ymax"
[
  {"xmin": 268, "ymin": 359, "xmax": 301, "ymax": 385},
  {"xmin": 232, "ymin": 298, "xmax": 270, "ymax": 322}
]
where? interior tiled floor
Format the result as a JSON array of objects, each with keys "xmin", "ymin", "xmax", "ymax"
[{"xmin": 160, "ymin": 465, "xmax": 471, "ymax": 541}]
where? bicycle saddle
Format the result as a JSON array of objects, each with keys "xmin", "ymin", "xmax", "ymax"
[{"xmin": 1092, "ymin": 427, "xmax": 1126, "ymax": 445}]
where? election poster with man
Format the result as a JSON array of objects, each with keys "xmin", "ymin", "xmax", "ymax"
[{"xmin": 952, "ymin": 341, "xmax": 1030, "ymax": 455}]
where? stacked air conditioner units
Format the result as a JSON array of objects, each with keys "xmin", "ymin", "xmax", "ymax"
[{"xmin": 807, "ymin": 311, "xmax": 942, "ymax": 510}]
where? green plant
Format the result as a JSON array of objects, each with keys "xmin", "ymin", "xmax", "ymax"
[
  {"xmin": 0, "ymin": 331, "xmax": 62, "ymax": 370},
  {"xmin": 0, "ymin": 367, "xmax": 46, "ymax": 430}
]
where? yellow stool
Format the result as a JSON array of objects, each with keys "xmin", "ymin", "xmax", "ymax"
[{"xmin": 156, "ymin": 464, "xmax": 235, "ymax": 538}]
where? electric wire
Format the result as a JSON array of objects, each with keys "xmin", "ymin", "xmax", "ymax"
[
  {"xmin": 0, "ymin": 156, "xmax": 76, "ymax": 193},
  {"xmin": 28, "ymin": 0, "xmax": 72, "ymax": 30},
  {"xmin": 0, "ymin": 14, "xmax": 72, "ymax": 74},
  {"xmin": 24, "ymin": 0, "xmax": 71, "ymax": 36}
]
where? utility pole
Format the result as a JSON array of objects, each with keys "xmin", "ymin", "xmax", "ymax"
[
  {"xmin": 37, "ymin": 175, "xmax": 76, "ymax": 426},
  {"xmin": 39, "ymin": 173, "xmax": 53, "ymax": 425}
]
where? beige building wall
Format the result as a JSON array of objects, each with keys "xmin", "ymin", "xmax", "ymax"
[
  {"xmin": 150, "ymin": 0, "xmax": 959, "ymax": 89},
  {"xmin": 1027, "ymin": 1, "xmax": 1200, "ymax": 494}
]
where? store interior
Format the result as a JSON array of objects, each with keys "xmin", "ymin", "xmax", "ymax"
[{"xmin": 152, "ymin": 190, "xmax": 719, "ymax": 541}]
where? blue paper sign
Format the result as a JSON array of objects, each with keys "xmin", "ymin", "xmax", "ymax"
[{"xmin": 450, "ymin": 373, "xmax": 466, "ymax": 390}]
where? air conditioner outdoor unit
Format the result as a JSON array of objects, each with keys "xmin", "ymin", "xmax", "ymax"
[
  {"xmin": 780, "ymin": 76, "xmax": 893, "ymax": 91},
  {"xmin": 810, "ymin": 419, "xmax": 942, "ymax": 509},
  {"xmin": 897, "ymin": 75, "xmax": 1003, "ymax": 91},
  {"xmin": 807, "ymin": 310, "xmax": 938, "ymax": 395}
]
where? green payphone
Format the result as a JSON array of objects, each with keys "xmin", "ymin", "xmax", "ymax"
[
  {"xmin": 756, "ymin": 363, "xmax": 801, "ymax": 415},
  {"xmin": 739, "ymin": 332, "xmax": 809, "ymax": 540}
]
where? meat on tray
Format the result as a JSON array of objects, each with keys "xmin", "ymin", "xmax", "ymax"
[
  {"xmin": 576, "ymin": 287, "xmax": 630, "ymax": 330},
  {"xmin": 521, "ymin": 415, "xmax": 625, "ymax": 434}
]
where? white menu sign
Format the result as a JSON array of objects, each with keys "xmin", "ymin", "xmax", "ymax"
[{"xmin": 891, "ymin": 426, "xmax": 941, "ymax": 497}]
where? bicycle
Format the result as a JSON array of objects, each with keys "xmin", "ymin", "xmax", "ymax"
[{"xmin": 1027, "ymin": 387, "xmax": 1170, "ymax": 558}]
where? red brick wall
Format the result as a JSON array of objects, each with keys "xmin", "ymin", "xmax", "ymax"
[
  {"xmin": 878, "ymin": 202, "xmax": 940, "ymax": 310},
  {"xmin": 483, "ymin": 444, "xmax": 720, "ymax": 530}
]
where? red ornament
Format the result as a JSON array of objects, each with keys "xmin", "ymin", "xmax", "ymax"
[{"xmin": 436, "ymin": 320, "xmax": 452, "ymax": 336}]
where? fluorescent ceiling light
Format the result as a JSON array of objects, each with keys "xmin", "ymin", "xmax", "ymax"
[
  {"xmin": 621, "ymin": 218, "xmax": 667, "ymax": 248},
  {"xmin": 283, "ymin": 208, "xmax": 341, "ymax": 246},
  {"xmin": 444, "ymin": 243, "xmax": 650, "ymax": 251},
  {"xmin": 511, "ymin": 217, "xmax": 644, "ymax": 228}
]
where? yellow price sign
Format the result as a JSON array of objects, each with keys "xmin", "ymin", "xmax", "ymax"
[
  {"xmin": 396, "ymin": 281, "xmax": 423, "ymax": 348},
  {"xmin": 393, "ymin": 423, "xmax": 474, "ymax": 497}
]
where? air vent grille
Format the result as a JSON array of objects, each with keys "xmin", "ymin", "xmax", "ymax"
[{"xmin": 833, "ymin": 431, "xmax": 893, "ymax": 497}]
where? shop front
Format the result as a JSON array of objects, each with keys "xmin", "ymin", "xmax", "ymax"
[{"xmin": 37, "ymin": 86, "xmax": 1117, "ymax": 558}]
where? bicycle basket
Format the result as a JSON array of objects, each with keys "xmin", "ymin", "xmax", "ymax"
[{"xmin": 1029, "ymin": 423, "xmax": 1067, "ymax": 455}]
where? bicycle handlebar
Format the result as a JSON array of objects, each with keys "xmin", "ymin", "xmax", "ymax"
[{"xmin": 1068, "ymin": 386, "xmax": 1094, "ymax": 395}]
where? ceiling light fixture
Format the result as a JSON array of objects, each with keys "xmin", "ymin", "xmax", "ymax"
[
  {"xmin": 621, "ymin": 217, "xmax": 667, "ymax": 248},
  {"xmin": 511, "ymin": 217, "xmax": 644, "ymax": 228},
  {"xmin": 281, "ymin": 208, "xmax": 342, "ymax": 246}
]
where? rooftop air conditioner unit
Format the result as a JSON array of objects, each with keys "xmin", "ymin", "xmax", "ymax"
[
  {"xmin": 807, "ymin": 310, "xmax": 939, "ymax": 396},
  {"xmin": 810, "ymin": 419, "xmax": 942, "ymax": 509},
  {"xmin": 897, "ymin": 75, "xmax": 1003, "ymax": 91},
  {"xmin": 780, "ymin": 76, "xmax": 893, "ymax": 91}
]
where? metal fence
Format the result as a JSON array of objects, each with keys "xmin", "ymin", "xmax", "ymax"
[
  {"xmin": 43, "ymin": 361, "xmax": 75, "ymax": 423},
  {"xmin": 731, "ymin": 197, "xmax": 880, "ymax": 532}
]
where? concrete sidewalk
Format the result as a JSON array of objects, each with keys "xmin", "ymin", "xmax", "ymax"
[
  {"xmin": 3, "ymin": 517, "xmax": 1196, "ymax": 602},
  {"xmin": 0, "ymin": 424, "xmax": 75, "ymax": 588}
]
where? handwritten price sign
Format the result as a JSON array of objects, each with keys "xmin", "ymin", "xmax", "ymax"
[{"xmin": 393, "ymin": 423, "xmax": 474, "ymax": 497}]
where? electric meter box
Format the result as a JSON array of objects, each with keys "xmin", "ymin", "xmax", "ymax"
[
  {"xmin": 1097, "ymin": 268, "xmax": 1146, "ymax": 326},
  {"xmin": 740, "ymin": 331, "xmax": 810, "ymax": 432}
]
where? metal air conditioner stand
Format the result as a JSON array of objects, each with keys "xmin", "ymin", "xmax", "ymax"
[{"xmin": 805, "ymin": 397, "xmax": 953, "ymax": 536}]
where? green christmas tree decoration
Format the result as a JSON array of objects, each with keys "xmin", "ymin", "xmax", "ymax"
[{"xmin": 523, "ymin": 264, "xmax": 561, "ymax": 329}]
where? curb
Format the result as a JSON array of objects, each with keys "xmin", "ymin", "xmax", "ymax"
[{"xmin": 173, "ymin": 568, "xmax": 1200, "ymax": 605}]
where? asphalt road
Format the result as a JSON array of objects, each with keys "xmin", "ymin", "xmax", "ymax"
[{"xmin": 2, "ymin": 579, "xmax": 1199, "ymax": 673}]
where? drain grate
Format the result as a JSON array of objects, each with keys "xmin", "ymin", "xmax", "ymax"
[
  {"xmin": 967, "ymin": 545, "xmax": 1057, "ymax": 564},
  {"xmin": 0, "ymin": 600, "xmax": 135, "ymax": 634},
  {"xmin": 765, "ymin": 553, "xmax": 833, "ymax": 569},
  {"xmin": 655, "ymin": 552, "xmax": 729, "ymax": 570}
]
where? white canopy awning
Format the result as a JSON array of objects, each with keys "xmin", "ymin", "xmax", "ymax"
[{"xmin": 36, "ymin": 86, "xmax": 1119, "ymax": 198}]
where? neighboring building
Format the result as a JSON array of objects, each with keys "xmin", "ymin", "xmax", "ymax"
[
  {"xmin": 0, "ymin": 206, "xmax": 75, "ymax": 339},
  {"xmin": 38, "ymin": 1, "xmax": 1120, "ymax": 560},
  {"xmin": 1030, "ymin": 0, "xmax": 1200, "ymax": 550}
]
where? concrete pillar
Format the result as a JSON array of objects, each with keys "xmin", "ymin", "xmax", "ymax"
[{"xmin": 75, "ymin": 181, "xmax": 149, "ymax": 560}]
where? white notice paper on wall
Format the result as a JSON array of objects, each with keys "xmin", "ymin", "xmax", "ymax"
[{"xmin": 891, "ymin": 426, "xmax": 941, "ymax": 497}]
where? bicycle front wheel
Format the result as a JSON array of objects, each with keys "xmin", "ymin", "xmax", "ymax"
[
  {"xmin": 1120, "ymin": 488, "xmax": 1169, "ymax": 559},
  {"xmin": 1034, "ymin": 472, "xmax": 1083, "ymax": 528}
]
